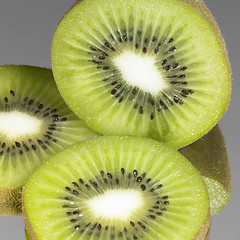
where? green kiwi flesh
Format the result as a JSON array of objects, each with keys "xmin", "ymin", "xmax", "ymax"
[
  {"xmin": 23, "ymin": 136, "xmax": 209, "ymax": 240},
  {"xmin": 179, "ymin": 125, "xmax": 231, "ymax": 215},
  {"xmin": 0, "ymin": 65, "xmax": 99, "ymax": 215},
  {"xmin": 52, "ymin": 0, "xmax": 231, "ymax": 149}
]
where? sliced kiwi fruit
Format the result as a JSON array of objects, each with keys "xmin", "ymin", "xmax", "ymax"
[
  {"xmin": 23, "ymin": 136, "xmax": 210, "ymax": 240},
  {"xmin": 179, "ymin": 125, "xmax": 231, "ymax": 215},
  {"xmin": 52, "ymin": 0, "xmax": 231, "ymax": 148},
  {"xmin": 0, "ymin": 65, "xmax": 99, "ymax": 216}
]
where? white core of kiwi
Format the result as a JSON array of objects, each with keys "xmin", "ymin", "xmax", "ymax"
[
  {"xmin": 87, "ymin": 189, "xmax": 143, "ymax": 219},
  {"xmin": 113, "ymin": 51, "xmax": 167, "ymax": 95},
  {"xmin": 0, "ymin": 111, "xmax": 42, "ymax": 139}
]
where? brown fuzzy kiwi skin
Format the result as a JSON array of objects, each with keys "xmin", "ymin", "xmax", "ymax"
[
  {"xmin": 193, "ymin": 212, "xmax": 211, "ymax": 240},
  {"xmin": 23, "ymin": 196, "xmax": 38, "ymax": 240},
  {"xmin": 179, "ymin": 125, "xmax": 231, "ymax": 215},
  {"xmin": 0, "ymin": 188, "xmax": 22, "ymax": 216}
]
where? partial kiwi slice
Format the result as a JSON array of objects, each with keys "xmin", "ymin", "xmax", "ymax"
[
  {"xmin": 52, "ymin": 0, "xmax": 231, "ymax": 148},
  {"xmin": 179, "ymin": 125, "xmax": 231, "ymax": 215},
  {"xmin": 0, "ymin": 65, "xmax": 99, "ymax": 216},
  {"xmin": 23, "ymin": 136, "xmax": 210, "ymax": 240}
]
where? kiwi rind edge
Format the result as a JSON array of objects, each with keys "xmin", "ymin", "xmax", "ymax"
[
  {"xmin": 23, "ymin": 200, "xmax": 38, "ymax": 240},
  {"xmin": 179, "ymin": 0, "xmax": 231, "ymax": 80},
  {"xmin": 0, "ymin": 188, "xmax": 22, "ymax": 216},
  {"xmin": 193, "ymin": 211, "xmax": 211, "ymax": 240}
]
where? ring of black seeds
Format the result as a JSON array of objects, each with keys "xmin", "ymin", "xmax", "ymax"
[
  {"xmin": 61, "ymin": 168, "xmax": 170, "ymax": 239},
  {"xmin": 87, "ymin": 24, "xmax": 195, "ymax": 120},
  {"xmin": 0, "ymin": 90, "xmax": 68, "ymax": 156}
]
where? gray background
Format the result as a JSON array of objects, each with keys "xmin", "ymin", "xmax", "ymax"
[{"xmin": 0, "ymin": 0, "xmax": 239, "ymax": 239}]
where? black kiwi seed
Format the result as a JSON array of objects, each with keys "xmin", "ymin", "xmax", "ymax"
[
  {"xmin": 73, "ymin": 190, "xmax": 79, "ymax": 195},
  {"xmin": 15, "ymin": 142, "xmax": 21, "ymax": 148},
  {"xmin": 79, "ymin": 179, "xmax": 84, "ymax": 184},
  {"xmin": 154, "ymin": 47, "xmax": 159, "ymax": 54},
  {"xmin": 133, "ymin": 170, "xmax": 138, "ymax": 177},
  {"xmin": 107, "ymin": 173, "xmax": 113, "ymax": 179},
  {"xmin": 149, "ymin": 215, "xmax": 156, "ymax": 219},
  {"xmin": 72, "ymin": 182, "xmax": 79, "ymax": 188},
  {"xmin": 146, "ymin": 178, "xmax": 151, "ymax": 183},
  {"xmin": 97, "ymin": 224, "xmax": 102, "ymax": 230},
  {"xmin": 169, "ymin": 46, "xmax": 176, "ymax": 51},
  {"xmin": 90, "ymin": 46, "xmax": 98, "ymax": 51},
  {"xmin": 180, "ymin": 66, "xmax": 188, "ymax": 71},
  {"xmin": 31, "ymin": 145, "xmax": 37, "ymax": 151},
  {"xmin": 161, "ymin": 59, "xmax": 167, "ymax": 66},
  {"xmin": 137, "ymin": 177, "xmax": 142, "ymax": 183},
  {"xmin": 75, "ymin": 225, "xmax": 81, "ymax": 230},
  {"xmin": 140, "ymin": 184, "xmax": 146, "ymax": 191},
  {"xmin": 162, "ymin": 196, "xmax": 168, "ymax": 200},
  {"xmin": 130, "ymin": 221, "xmax": 135, "ymax": 227},
  {"xmin": 111, "ymin": 89, "xmax": 117, "ymax": 95},
  {"xmin": 173, "ymin": 63, "xmax": 179, "ymax": 69}
]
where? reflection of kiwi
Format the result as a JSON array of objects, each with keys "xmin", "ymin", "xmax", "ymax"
[
  {"xmin": 179, "ymin": 125, "xmax": 230, "ymax": 215},
  {"xmin": 52, "ymin": 0, "xmax": 231, "ymax": 149},
  {"xmin": 0, "ymin": 65, "xmax": 99, "ymax": 216},
  {"xmin": 23, "ymin": 136, "xmax": 210, "ymax": 240}
]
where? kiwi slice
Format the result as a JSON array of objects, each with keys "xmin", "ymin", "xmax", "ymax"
[
  {"xmin": 179, "ymin": 125, "xmax": 231, "ymax": 215},
  {"xmin": 23, "ymin": 136, "xmax": 210, "ymax": 240},
  {"xmin": 51, "ymin": 0, "xmax": 231, "ymax": 148},
  {"xmin": 0, "ymin": 65, "xmax": 99, "ymax": 216}
]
